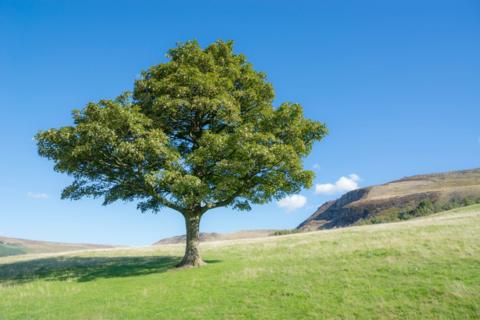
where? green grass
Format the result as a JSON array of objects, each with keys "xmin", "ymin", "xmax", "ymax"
[
  {"xmin": 1, "ymin": 205, "xmax": 480, "ymax": 319},
  {"xmin": 0, "ymin": 244, "xmax": 26, "ymax": 257}
]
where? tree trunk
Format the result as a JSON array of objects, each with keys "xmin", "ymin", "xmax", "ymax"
[{"xmin": 177, "ymin": 213, "xmax": 206, "ymax": 268}]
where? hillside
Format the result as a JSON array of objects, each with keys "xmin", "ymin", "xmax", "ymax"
[
  {"xmin": 0, "ymin": 235, "xmax": 113, "ymax": 257},
  {"xmin": 0, "ymin": 205, "xmax": 479, "ymax": 319},
  {"xmin": 298, "ymin": 168, "xmax": 480, "ymax": 231},
  {"xmin": 155, "ymin": 229, "xmax": 275, "ymax": 245}
]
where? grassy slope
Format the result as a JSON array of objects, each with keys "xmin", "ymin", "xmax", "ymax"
[
  {"xmin": 1, "ymin": 205, "xmax": 479, "ymax": 319},
  {"xmin": 0, "ymin": 244, "xmax": 25, "ymax": 257}
]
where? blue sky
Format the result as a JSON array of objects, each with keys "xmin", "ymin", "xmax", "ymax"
[{"xmin": 1, "ymin": 0, "xmax": 479, "ymax": 246}]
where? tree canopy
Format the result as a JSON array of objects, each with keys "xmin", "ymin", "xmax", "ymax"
[{"xmin": 36, "ymin": 40, "xmax": 327, "ymax": 267}]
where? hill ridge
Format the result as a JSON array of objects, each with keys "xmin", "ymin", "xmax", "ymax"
[
  {"xmin": 298, "ymin": 168, "xmax": 480, "ymax": 230},
  {"xmin": 0, "ymin": 235, "xmax": 114, "ymax": 258}
]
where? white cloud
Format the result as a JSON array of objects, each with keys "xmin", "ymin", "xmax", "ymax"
[
  {"xmin": 27, "ymin": 192, "xmax": 49, "ymax": 200},
  {"xmin": 315, "ymin": 174, "xmax": 360, "ymax": 195},
  {"xmin": 277, "ymin": 194, "xmax": 307, "ymax": 212}
]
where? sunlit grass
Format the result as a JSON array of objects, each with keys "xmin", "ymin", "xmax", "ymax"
[{"xmin": 0, "ymin": 205, "xmax": 479, "ymax": 319}]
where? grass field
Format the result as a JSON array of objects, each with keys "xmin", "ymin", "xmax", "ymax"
[{"xmin": 1, "ymin": 205, "xmax": 479, "ymax": 319}]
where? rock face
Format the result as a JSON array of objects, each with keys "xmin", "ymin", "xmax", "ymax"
[{"xmin": 298, "ymin": 168, "xmax": 480, "ymax": 231}]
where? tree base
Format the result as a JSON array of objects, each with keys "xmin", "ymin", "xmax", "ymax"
[{"xmin": 176, "ymin": 257, "xmax": 207, "ymax": 268}]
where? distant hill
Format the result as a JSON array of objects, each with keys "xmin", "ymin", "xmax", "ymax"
[
  {"xmin": 0, "ymin": 235, "xmax": 113, "ymax": 257},
  {"xmin": 155, "ymin": 230, "xmax": 275, "ymax": 245},
  {"xmin": 298, "ymin": 168, "xmax": 480, "ymax": 231}
]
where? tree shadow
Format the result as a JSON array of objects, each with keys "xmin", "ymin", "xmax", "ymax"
[{"xmin": 0, "ymin": 255, "xmax": 221, "ymax": 285}]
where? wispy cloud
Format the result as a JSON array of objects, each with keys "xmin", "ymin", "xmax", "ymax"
[
  {"xmin": 277, "ymin": 194, "xmax": 307, "ymax": 212},
  {"xmin": 313, "ymin": 163, "xmax": 321, "ymax": 170},
  {"xmin": 315, "ymin": 174, "xmax": 360, "ymax": 195},
  {"xmin": 27, "ymin": 192, "xmax": 49, "ymax": 200}
]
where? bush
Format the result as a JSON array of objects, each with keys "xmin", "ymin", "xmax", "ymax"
[
  {"xmin": 411, "ymin": 200, "xmax": 435, "ymax": 217},
  {"xmin": 272, "ymin": 229, "xmax": 301, "ymax": 236}
]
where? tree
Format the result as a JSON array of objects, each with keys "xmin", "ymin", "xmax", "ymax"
[{"xmin": 36, "ymin": 40, "xmax": 327, "ymax": 267}]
